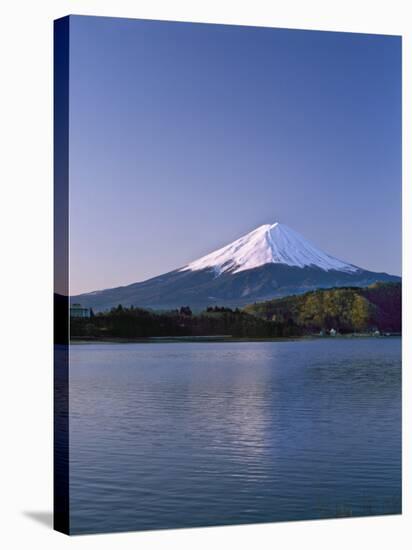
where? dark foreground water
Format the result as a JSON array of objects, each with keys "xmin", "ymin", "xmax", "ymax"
[{"xmin": 68, "ymin": 338, "xmax": 401, "ymax": 534}]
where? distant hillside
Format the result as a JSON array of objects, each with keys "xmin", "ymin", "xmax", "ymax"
[{"xmin": 244, "ymin": 282, "xmax": 401, "ymax": 333}]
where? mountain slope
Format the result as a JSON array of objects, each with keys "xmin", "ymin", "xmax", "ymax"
[{"xmin": 73, "ymin": 222, "xmax": 400, "ymax": 312}]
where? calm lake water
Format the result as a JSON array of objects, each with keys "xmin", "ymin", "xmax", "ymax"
[{"xmin": 68, "ymin": 338, "xmax": 401, "ymax": 534}]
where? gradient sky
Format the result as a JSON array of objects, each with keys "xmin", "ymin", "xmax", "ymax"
[{"xmin": 68, "ymin": 16, "xmax": 401, "ymax": 295}]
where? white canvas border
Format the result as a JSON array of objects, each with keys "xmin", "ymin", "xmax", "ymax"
[{"xmin": 0, "ymin": 1, "xmax": 410, "ymax": 548}]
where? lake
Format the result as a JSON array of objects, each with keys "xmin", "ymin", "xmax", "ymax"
[{"xmin": 67, "ymin": 338, "xmax": 401, "ymax": 534}]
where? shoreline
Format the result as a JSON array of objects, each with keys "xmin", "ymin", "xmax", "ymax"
[{"xmin": 69, "ymin": 333, "xmax": 401, "ymax": 345}]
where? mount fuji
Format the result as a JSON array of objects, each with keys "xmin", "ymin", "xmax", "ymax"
[
  {"xmin": 73, "ymin": 222, "xmax": 400, "ymax": 311},
  {"xmin": 180, "ymin": 222, "xmax": 359, "ymax": 275}
]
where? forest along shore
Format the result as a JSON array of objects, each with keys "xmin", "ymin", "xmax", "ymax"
[{"xmin": 69, "ymin": 282, "xmax": 401, "ymax": 341}]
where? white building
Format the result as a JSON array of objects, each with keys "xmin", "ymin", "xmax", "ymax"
[{"xmin": 70, "ymin": 303, "xmax": 91, "ymax": 318}]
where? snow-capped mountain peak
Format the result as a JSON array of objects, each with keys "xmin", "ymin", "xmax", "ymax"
[{"xmin": 180, "ymin": 222, "xmax": 359, "ymax": 275}]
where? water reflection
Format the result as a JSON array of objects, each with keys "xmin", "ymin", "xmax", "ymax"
[{"xmin": 68, "ymin": 339, "xmax": 401, "ymax": 534}]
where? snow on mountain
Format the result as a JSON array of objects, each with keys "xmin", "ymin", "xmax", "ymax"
[{"xmin": 180, "ymin": 222, "xmax": 359, "ymax": 275}]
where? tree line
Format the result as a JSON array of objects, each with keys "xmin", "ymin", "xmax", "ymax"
[
  {"xmin": 70, "ymin": 282, "xmax": 401, "ymax": 340},
  {"xmin": 70, "ymin": 304, "xmax": 299, "ymax": 339}
]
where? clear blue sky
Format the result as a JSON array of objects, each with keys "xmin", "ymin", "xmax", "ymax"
[{"xmin": 68, "ymin": 16, "xmax": 401, "ymax": 295}]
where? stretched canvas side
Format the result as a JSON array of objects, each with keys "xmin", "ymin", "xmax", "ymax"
[{"xmin": 53, "ymin": 15, "xmax": 70, "ymax": 535}]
